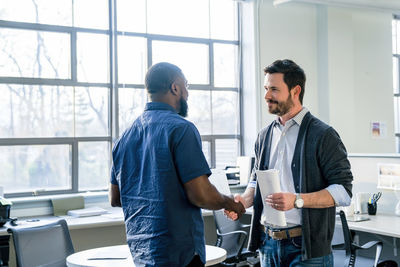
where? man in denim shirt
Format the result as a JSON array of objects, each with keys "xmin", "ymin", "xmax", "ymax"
[
  {"xmin": 110, "ymin": 62, "xmax": 245, "ymax": 267},
  {"xmin": 227, "ymin": 59, "xmax": 353, "ymax": 267}
]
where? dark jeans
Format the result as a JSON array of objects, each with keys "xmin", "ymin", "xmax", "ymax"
[
  {"xmin": 259, "ymin": 231, "xmax": 333, "ymax": 267},
  {"xmin": 186, "ymin": 255, "xmax": 205, "ymax": 267}
]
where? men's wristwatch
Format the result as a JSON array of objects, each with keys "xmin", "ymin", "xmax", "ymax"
[{"xmin": 294, "ymin": 193, "xmax": 304, "ymax": 209}]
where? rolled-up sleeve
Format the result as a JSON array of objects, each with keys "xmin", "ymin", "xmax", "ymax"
[
  {"xmin": 326, "ymin": 184, "xmax": 351, "ymax": 206},
  {"xmin": 318, "ymin": 128, "xmax": 353, "ymax": 199}
]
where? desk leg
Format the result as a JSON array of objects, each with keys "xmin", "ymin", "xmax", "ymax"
[
  {"xmin": 393, "ymin": 237, "xmax": 398, "ymax": 257},
  {"xmin": 353, "ymin": 233, "xmax": 359, "ymax": 245},
  {"xmin": 0, "ymin": 235, "xmax": 10, "ymax": 267}
]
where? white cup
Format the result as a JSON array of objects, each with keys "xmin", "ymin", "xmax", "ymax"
[
  {"xmin": 343, "ymin": 201, "xmax": 355, "ymax": 216},
  {"xmin": 355, "ymin": 192, "xmax": 370, "ymax": 214}
]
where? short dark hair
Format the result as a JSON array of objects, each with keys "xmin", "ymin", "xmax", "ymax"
[
  {"xmin": 264, "ymin": 59, "xmax": 306, "ymax": 104},
  {"xmin": 145, "ymin": 62, "xmax": 183, "ymax": 95}
]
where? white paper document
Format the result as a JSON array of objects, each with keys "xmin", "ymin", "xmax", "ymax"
[
  {"xmin": 67, "ymin": 207, "xmax": 108, "ymax": 217},
  {"xmin": 209, "ymin": 169, "xmax": 232, "ymax": 196},
  {"xmin": 256, "ymin": 169, "xmax": 287, "ymax": 227}
]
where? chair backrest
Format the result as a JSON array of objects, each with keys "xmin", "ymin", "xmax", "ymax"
[
  {"xmin": 213, "ymin": 210, "xmax": 247, "ymax": 260},
  {"xmin": 8, "ymin": 219, "xmax": 74, "ymax": 267},
  {"xmin": 334, "ymin": 211, "xmax": 383, "ymax": 267},
  {"xmin": 338, "ymin": 210, "xmax": 353, "ymax": 255}
]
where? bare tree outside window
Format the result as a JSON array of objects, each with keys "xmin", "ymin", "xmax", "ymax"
[{"xmin": 0, "ymin": 0, "xmax": 241, "ymax": 196}]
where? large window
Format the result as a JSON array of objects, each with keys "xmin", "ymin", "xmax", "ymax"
[{"xmin": 0, "ymin": 0, "xmax": 241, "ymax": 197}]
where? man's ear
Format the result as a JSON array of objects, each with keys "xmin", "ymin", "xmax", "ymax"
[
  {"xmin": 292, "ymin": 85, "xmax": 301, "ymax": 99},
  {"xmin": 170, "ymin": 82, "xmax": 179, "ymax": 96}
]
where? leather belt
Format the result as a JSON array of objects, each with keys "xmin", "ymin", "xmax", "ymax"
[{"xmin": 263, "ymin": 226, "xmax": 302, "ymax": 240}]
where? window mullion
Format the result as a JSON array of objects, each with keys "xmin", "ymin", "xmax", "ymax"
[{"xmin": 71, "ymin": 140, "xmax": 79, "ymax": 192}]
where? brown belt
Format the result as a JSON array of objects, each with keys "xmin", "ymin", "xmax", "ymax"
[{"xmin": 263, "ymin": 226, "xmax": 302, "ymax": 240}]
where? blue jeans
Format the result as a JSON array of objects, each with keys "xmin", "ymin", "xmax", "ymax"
[{"xmin": 259, "ymin": 231, "xmax": 333, "ymax": 267}]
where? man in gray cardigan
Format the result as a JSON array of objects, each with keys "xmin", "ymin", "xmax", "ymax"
[{"xmin": 228, "ymin": 59, "xmax": 353, "ymax": 267}]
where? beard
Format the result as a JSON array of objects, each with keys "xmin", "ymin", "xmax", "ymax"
[
  {"xmin": 267, "ymin": 94, "xmax": 294, "ymax": 116},
  {"xmin": 178, "ymin": 96, "xmax": 188, "ymax": 117}
]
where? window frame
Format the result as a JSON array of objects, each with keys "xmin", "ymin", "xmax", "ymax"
[
  {"xmin": 1, "ymin": 0, "xmax": 243, "ymax": 197},
  {"xmin": 393, "ymin": 15, "xmax": 400, "ymax": 151}
]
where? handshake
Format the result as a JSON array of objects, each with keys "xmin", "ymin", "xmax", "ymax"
[{"xmin": 224, "ymin": 194, "xmax": 246, "ymax": 221}]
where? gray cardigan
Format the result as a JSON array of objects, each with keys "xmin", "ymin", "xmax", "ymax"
[{"xmin": 247, "ymin": 112, "xmax": 353, "ymax": 260}]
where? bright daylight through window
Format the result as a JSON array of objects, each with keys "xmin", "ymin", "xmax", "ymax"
[{"xmin": 0, "ymin": 0, "xmax": 241, "ymax": 197}]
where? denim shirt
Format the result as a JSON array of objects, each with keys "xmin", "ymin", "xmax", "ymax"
[{"xmin": 111, "ymin": 102, "xmax": 211, "ymax": 267}]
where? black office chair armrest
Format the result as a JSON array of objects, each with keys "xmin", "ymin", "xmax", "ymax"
[{"xmin": 216, "ymin": 229, "xmax": 249, "ymax": 261}]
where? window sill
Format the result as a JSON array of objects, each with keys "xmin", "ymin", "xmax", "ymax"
[{"xmin": 8, "ymin": 191, "xmax": 110, "ymax": 218}]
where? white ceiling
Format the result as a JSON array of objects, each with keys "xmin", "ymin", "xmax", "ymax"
[{"xmin": 273, "ymin": 0, "xmax": 400, "ymax": 13}]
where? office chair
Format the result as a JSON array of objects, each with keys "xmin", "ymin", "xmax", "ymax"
[
  {"xmin": 7, "ymin": 219, "xmax": 74, "ymax": 267},
  {"xmin": 213, "ymin": 210, "xmax": 259, "ymax": 267},
  {"xmin": 332, "ymin": 210, "xmax": 383, "ymax": 267}
]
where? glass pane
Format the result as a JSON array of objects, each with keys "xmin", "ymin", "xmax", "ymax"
[
  {"xmin": 187, "ymin": 90, "xmax": 211, "ymax": 135},
  {"xmin": 118, "ymin": 88, "xmax": 147, "ymax": 135},
  {"xmin": 77, "ymin": 33, "xmax": 109, "ymax": 83},
  {"xmin": 147, "ymin": 0, "xmax": 209, "ymax": 38},
  {"xmin": 75, "ymin": 87, "xmax": 109, "ymax": 137},
  {"xmin": 394, "ymin": 57, "xmax": 399, "ymax": 94},
  {"xmin": 73, "ymin": 0, "xmax": 108, "ymax": 29},
  {"xmin": 202, "ymin": 141, "xmax": 211, "ymax": 168},
  {"xmin": 118, "ymin": 36, "xmax": 147, "ymax": 84},
  {"xmin": 0, "ymin": 0, "xmax": 72, "ymax": 26},
  {"xmin": 395, "ymin": 97, "xmax": 400, "ymax": 134},
  {"xmin": 0, "ymin": 85, "xmax": 74, "ymax": 138},
  {"xmin": 0, "ymin": 145, "xmax": 70, "ymax": 194},
  {"xmin": 79, "ymin": 142, "xmax": 110, "ymax": 191},
  {"xmin": 393, "ymin": 20, "xmax": 397, "ymax": 54},
  {"xmin": 215, "ymin": 139, "xmax": 239, "ymax": 169},
  {"xmin": 396, "ymin": 20, "xmax": 400, "ymax": 55},
  {"xmin": 214, "ymin": 43, "xmax": 239, "ymax": 87},
  {"xmin": 117, "ymin": 0, "xmax": 146, "ymax": 32},
  {"xmin": 0, "ymin": 28, "xmax": 70, "ymax": 79},
  {"xmin": 210, "ymin": 0, "xmax": 238, "ymax": 40},
  {"xmin": 152, "ymin": 41, "xmax": 209, "ymax": 84},
  {"xmin": 212, "ymin": 91, "xmax": 239, "ymax": 134}
]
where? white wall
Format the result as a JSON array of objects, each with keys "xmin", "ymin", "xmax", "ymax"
[
  {"xmin": 251, "ymin": 0, "xmax": 396, "ymax": 153},
  {"xmin": 257, "ymin": 1, "xmax": 319, "ymax": 127}
]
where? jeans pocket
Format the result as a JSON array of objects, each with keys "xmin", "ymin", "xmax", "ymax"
[{"xmin": 291, "ymin": 237, "xmax": 302, "ymax": 248}]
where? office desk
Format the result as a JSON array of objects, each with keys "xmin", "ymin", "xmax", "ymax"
[
  {"xmin": 345, "ymin": 214, "xmax": 400, "ymax": 238},
  {"xmin": 66, "ymin": 245, "xmax": 227, "ymax": 267},
  {"xmin": 1, "ymin": 207, "xmax": 246, "ymax": 266},
  {"xmin": 340, "ymin": 214, "xmax": 400, "ymax": 258}
]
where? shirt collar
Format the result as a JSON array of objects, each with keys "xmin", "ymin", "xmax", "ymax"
[
  {"xmin": 145, "ymin": 102, "xmax": 177, "ymax": 113},
  {"xmin": 274, "ymin": 107, "xmax": 309, "ymax": 127}
]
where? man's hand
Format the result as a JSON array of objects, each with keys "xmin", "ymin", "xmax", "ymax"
[
  {"xmin": 265, "ymin": 192, "xmax": 296, "ymax": 211},
  {"xmin": 224, "ymin": 194, "xmax": 246, "ymax": 220}
]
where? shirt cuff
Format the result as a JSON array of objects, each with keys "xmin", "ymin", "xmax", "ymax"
[
  {"xmin": 326, "ymin": 184, "xmax": 351, "ymax": 207},
  {"xmin": 247, "ymin": 180, "xmax": 257, "ymax": 189}
]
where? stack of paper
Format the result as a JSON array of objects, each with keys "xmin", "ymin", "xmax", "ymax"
[
  {"xmin": 256, "ymin": 169, "xmax": 287, "ymax": 227},
  {"xmin": 67, "ymin": 207, "xmax": 107, "ymax": 217},
  {"xmin": 208, "ymin": 169, "xmax": 232, "ymax": 196}
]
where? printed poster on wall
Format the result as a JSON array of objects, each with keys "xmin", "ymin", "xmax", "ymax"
[
  {"xmin": 377, "ymin": 163, "xmax": 400, "ymax": 190},
  {"xmin": 371, "ymin": 122, "xmax": 387, "ymax": 139}
]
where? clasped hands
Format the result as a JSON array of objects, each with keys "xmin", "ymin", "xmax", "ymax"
[
  {"xmin": 223, "ymin": 195, "xmax": 246, "ymax": 221},
  {"xmin": 224, "ymin": 192, "xmax": 296, "ymax": 220}
]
